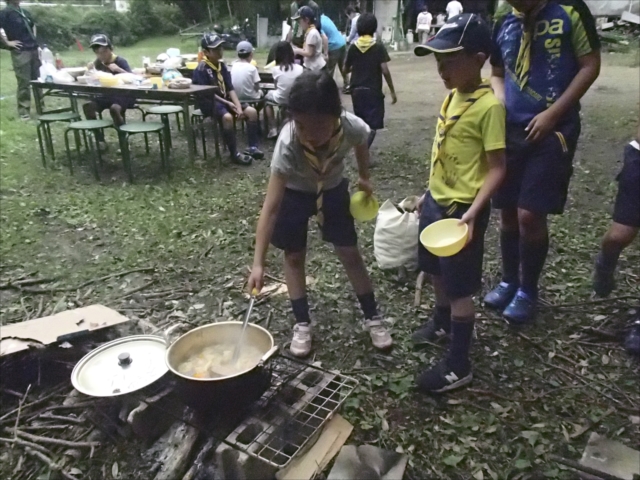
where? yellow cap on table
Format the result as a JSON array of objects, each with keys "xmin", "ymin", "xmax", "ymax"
[
  {"xmin": 420, "ymin": 218, "xmax": 468, "ymax": 257},
  {"xmin": 186, "ymin": 61, "xmax": 198, "ymax": 69},
  {"xmin": 350, "ymin": 191, "xmax": 379, "ymax": 222},
  {"xmin": 98, "ymin": 76, "xmax": 120, "ymax": 87}
]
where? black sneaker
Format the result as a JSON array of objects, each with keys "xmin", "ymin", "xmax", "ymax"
[
  {"xmin": 244, "ymin": 146, "xmax": 264, "ymax": 160},
  {"xmin": 416, "ymin": 357, "xmax": 472, "ymax": 394},
  {"xmin": 593, "ymin": 255, "xmax": 616, "ymax": 297},
  {"xmin": 624, "ymin": 320, "xmax": 640, "ymax": 358},
  {"xmin": 484, "ymin": 282, "xmax": 518, "ymax": 310},
  {"xmin": 232, "ymin": 153, "xmax": 253, "ymax": 166},
  {"xmin": 411, "ymin": 317, "xmax": 451, "ymax": 344}
]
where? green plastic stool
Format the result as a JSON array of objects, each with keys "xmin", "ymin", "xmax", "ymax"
[
  {"xmin": 190, "ymin": 109, "xmax": 221, "ymax": 166},
  {"xmin": 37, "ymin": 111, "xmax": 81, "ymax": 167},
  {"xmin": 117, "ymin": 122, "xmax": 168, "ymax": 183},
  {"xmin": 64, "ymin": 119, "xmax": 115, "ymax": 180},
  {"xmin": 142, "ymin": 105, "xmax": 183, "ymax": 149}
]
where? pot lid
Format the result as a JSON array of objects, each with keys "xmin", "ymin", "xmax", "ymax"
[{"xmin": 71, "ymin": 335, "xmax": 168, "ymax": 397}]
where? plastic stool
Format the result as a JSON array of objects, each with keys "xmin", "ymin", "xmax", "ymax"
[
  {"xmin": 191, "ymin": 109, "xmax": 221, "ymax": 166},
  {"xmin": 63, "ymin": 119, "xmax": 115, "ymax": 180},
  {"xmin": 37, "ymin": 111, "xmax": 81, "ymax": 167},
  {"xmin": 117, "ymin": 122, "xmax": 169, "ymax": 183},
  {"xmin": 142, "ymin": 105, "xmax": 183, "ymax": 149}
]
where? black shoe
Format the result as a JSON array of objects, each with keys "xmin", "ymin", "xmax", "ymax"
[
  {"xmin": 624, "ymin": 320, "xmax": 640, "ymax": 358},
  {"xmin": 416, "ymin": 357, "xmax": 472, "ymax": 394},
  {"xmin": 232, "ymin": 153, "xmax": 253, "ymax": 166},
  {"xmin": 244, "ymin": 146, "xmax": 264, "ymax": 160},
  {"xmin": 411, "ymin": 317, "xmax": 451, "ymax": 344},
  {"xmin": 342, "ymin": 86, "xmax": 351, "ymax": 95},
  {"xmin": 593, "ymin": 255, "xmax": 616, "ymax": 297},
  {"xmin": 484, "ymin": 282, "xmax": 518, "ymax": 310}
]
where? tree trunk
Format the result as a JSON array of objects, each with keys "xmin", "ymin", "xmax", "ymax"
[{"xmin": 226, "ymin": 0, "xmax": 233, "ymax": 18}]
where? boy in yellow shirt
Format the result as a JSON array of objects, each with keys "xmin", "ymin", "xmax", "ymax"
[{"xmin": 412, "ymin": 14, "xmax": 506, "ymax": 393}]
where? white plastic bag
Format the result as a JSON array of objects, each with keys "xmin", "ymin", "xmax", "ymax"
[
  {"xmin": 38, "ymin": 62, "xmax": 57, "ymax": 82},
  {"xmin": 374, "ymin": 197, "xmax": 420, "ymax": 271}
]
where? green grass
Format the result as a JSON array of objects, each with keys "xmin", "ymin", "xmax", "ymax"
[{"xmin": 1, "ymin": 38, "xmax": 639, "ymax": 479}]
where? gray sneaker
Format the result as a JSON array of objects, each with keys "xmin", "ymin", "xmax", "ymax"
[
  {"xmin": 364, "ymin": 316, "xmax": 393, "ymax": 350},
  {"xmin": 290, "ymin": 323, "xmax": 312, "ymax": 358}
]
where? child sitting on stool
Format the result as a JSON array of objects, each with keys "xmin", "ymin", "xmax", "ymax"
[
  {"xmin": 192, "ymin": 33, "xmax": 254, "ymax": 166},
  {"xmin": 83, "ymin": 34, "xmax": 133, "ymax": 152}
]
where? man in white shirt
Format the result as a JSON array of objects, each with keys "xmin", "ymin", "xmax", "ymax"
[
  {"xmin": 346, "ymin": 6, "xmax": 360, "ymax": 44},
  {"xmin": 416, "ymin": 5, "xmax": 433, "ymax": 44},
  {"xmin": 446, "ymin": 0, "xmax": 463, "ymax": 20}
]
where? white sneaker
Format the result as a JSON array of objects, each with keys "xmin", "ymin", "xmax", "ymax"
[
  {"xmin": 290, "ymin": 323, "xmax": 312, "ymax": 357},
  {"xmin": 267, "ymin": 128, "xmax": 278, "ymax": 139},
  {"xmin": 364, "ymin": 316, "xmax": 393, "ymax": 350}
]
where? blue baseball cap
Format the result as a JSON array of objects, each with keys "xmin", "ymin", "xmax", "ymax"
[
  {"xmin": 414, "ymin": 13, "xmax": 491, "ymax": 57},
  {"xmin": 236, "ymin": 41, "xmax": 254, "ymax": 55}
]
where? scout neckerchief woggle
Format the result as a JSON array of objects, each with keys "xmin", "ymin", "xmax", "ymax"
[
  {"xmin": 513, "ymin": 0, "xmax": 548, "ymax": 90},
  {"xmin": 355, "ymin": 35, "xmax": 376, "ymax": 53},
  {"xmin": 204, "ymin": 58, "xmax": 226, "ymax": 97},
  {"xmin": 299, "ymin": 121, "xmax": 344, "ymax": 226}
]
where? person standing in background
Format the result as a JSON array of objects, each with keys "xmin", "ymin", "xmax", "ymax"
[
  {"xmin": 344, "ymin": 6, "xmax": 361, "ymax": 94},
  {"xmin": 446, "ymin": 0, "xmax": 464, "ymax": 20},
  {"xmin": 288, "ymin": 0, "xmax": 321, "ymax": 46},
  {"xmin": 346, "ymin": 6, "xmax": 361, "ymax": 45},
  {"xmin": 321, "ymin": 14, "xmax": 348, "ymax": 87},
  {"xmin": 416, "ymin": 4, "xmax": 433, "ymax": 45},
  {"xmin": 0, "ymin": 0, "xmax": 41, "ymax": 120}
]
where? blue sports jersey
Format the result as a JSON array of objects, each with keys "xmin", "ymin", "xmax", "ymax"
[{"xmin": 491, "ymin": 0, "xmax": 600, "ymax": 125}]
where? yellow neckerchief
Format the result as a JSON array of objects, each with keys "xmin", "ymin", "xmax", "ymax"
[
  {"xmin": 298, "ymin": 119, "xmax": 344, "ymax": 226},
  {"xmin": 203, "ymin": 58, "xmax": 226, "ymax": 97},
  {"xmin": 303, "ymin": 24, "xmax": 317, "ymax": 50},
  {"xmin": 513, "ymin": 1, "xmax": 548, "ymax": 90},
  {"xmin": 435, "ymin": 81, "xmax": 492, "ymax": 163},
  {"xmin": 355, "ymin": 35, "xmax": 376, "ymax": 53}
]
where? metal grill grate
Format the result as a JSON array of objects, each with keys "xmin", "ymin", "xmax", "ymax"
[{"xmin": 224, "ymin": 355, "xmax": 358, "ymax": 468}]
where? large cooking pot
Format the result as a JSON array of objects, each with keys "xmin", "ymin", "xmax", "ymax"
[{"xmin": 165, "ymin": 322, "xmax": 278, "ymax": 411}]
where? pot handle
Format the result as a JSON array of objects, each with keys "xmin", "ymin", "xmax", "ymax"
[
  {"xmin": 160, "ymin": 322, "xmax": 190, "ymax": 346},
  {"xmin": 259, "ymin": 346, "xmax": 279, "ymax": 364}
]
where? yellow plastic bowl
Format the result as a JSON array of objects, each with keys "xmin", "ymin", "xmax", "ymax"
[
  {"xmin": 186, "ymin": 61, "xmax": 198, "ymax": 69},
  {"xmin": 98, "ymin": 76, "xmax": 120, "ymax": 87},
  {"xmin": 420, "ymin": 218, "xmax": 469, "ymax": 257},
  {"xmin": 350, "ymin": 191, "xmax": 379, "ymax": 222}
]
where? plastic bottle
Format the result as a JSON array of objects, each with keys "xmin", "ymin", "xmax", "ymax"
[
  {"xmin": 41, "ymin": 45, "xmax": 54, "ymax": 65},
  {"xmin": 55, "ymin": 53, "xmax": 64, "ymax": 70}
]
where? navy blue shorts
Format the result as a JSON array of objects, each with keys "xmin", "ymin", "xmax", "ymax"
[
  {"xmin": 613, "ymin": 144, "xmax": 640, "ymax": 228},
  {"xmin": 198, "ymin": 100, "xmax": 233, "ymax": 121},
  {"xmin": 271, "ymin": 179, "xmax": 358, "ymax": 253},
  {"xmin": 493, "ymin": 119, "xmax": 581, "ymax": 215},
  {"xmin": 352, "ymin": 87, "xmax": 385, "ymax": 130},
  {"xmin": 94, "ymin": 96, "xmax": 135, "ymax": 112},
  {"xmin": 418, "ymin": 192, "xmax": 490, "ymax": 300}
]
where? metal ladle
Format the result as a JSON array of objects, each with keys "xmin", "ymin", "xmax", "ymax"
[{"xmin": 231, "ymin": 289, "xmax": 258, "ymax": 365}]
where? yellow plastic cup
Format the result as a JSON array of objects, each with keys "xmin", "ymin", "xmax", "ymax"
[
  {"xmin": 419, "ymin": 218, "xmax": 469, "ymax": 257},
  {"xmin": 186, "ymin": 61, "xmax": 198, "ymax": 69},
  {"xmin": 349, "ymin": 191, "xmax": 379, "ymax": 222},
  {"xmin": 149, "ymin": 77, "xmax": 163, "ymax": 88}
]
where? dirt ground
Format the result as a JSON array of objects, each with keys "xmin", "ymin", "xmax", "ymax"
[{"xmin": 1, "ymin": 46, "xmax": 639, "ymax": 480}]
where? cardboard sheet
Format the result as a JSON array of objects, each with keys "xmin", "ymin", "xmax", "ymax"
[
  {"xmin": 276, "ymin": 414, "xmax": 354, "ymax": 480},
  {"xmin": 580, "ymin": 433, "xmax": 640, "ymax": 480},
  {"xmin": 0, "ymin": 305, "xmax": 129, "ymax": 356}
]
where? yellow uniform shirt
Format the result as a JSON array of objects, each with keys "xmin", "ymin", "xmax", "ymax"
[{"xmin": 429, "ymin": 90, "xmax": 506, "ymax": 206}]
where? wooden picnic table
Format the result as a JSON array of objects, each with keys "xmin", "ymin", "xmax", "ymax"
[{"xmin": 30, "ymin": 81, "xmax": 219, "ymax": 164}]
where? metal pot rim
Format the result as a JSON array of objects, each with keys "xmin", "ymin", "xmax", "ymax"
[{"xmin": 165, "ymin": 321, "xmax": 276, "ymax": 382}]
